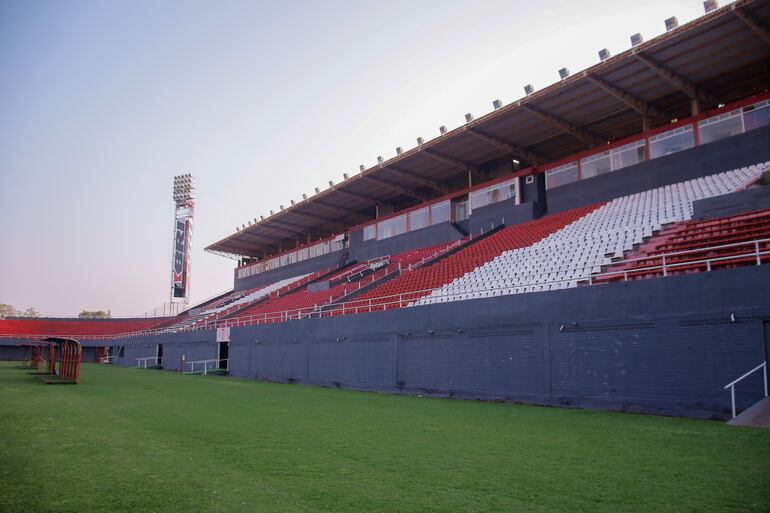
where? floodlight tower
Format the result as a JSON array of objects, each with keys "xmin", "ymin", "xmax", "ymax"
[{"xmin": 171, "ymin": 174, "xmax": 195, "ymax": 309}]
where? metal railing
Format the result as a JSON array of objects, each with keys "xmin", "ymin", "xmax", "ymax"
[
  {"xmin": 1, "ymin": 237, "xmax": 767, "ymax": 339},
  {"xmin": 196, "ymin": 237, "xmax": 770, "ymax": 329},
  {"xmin": 723, "ymin": 361, "xmax": 768, "ymax": 419},
  {"xmin": 588, "ymin": 238, "xmax": 770, "ymax": 283},
  {"xmin": 407, "ymin": 238, "xmax": 465, "ymax": 271},
  {"xmin": 184, "ymin": 358, "xmax": 228, "ymax": 375},
  {"xmin": 135, "ymin": 356, "xmax": 162, "ymax": 368}
]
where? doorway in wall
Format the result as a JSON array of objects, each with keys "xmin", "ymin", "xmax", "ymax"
[
  {"xmin": 218, "ymin": 342, "xmax": 229, "ymax": 370},
  {"xmin": 156, "ymin": 344, "xmax": 164, "ymax": 367}
]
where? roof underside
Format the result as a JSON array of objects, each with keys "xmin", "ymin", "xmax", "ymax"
[{"xmin": 207, "ymin": 0, "xmax": 770, "ymax": 258}]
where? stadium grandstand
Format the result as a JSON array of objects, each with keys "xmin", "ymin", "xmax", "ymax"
[{"xmin": 3, "ymin": 0, "xmax": 770, "ymax": 423}]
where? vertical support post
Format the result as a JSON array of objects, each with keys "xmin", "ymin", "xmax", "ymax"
[
  {"xmin": 756, "ymin": 241, "xmax": 761, "ymax": 266},
  {"xmin": 662, "ymin": 254, "xmax": 667, "ymax": 277},
  {"xmin": 731, "ymin": 385, "xmax": 736, "ymax": 419}
]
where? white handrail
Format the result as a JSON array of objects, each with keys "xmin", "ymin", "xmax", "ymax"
[
  {"xmin": 203, "ymin": 242, "xmax": 770, "ymax": 329},
  {"xmin": 2, "ymin": 237, "xmax": 767, "ymax": 339},
  {"xmin": 135, "ymin": 356, "xmax": 162, "ymax": 369},
  {"xmin": 184, "ymin": 358, "xmax": 228, "ymax": 375},
  {"xmin": 723, "ymin": 361, "xmax": 768, "ymax": 419}
]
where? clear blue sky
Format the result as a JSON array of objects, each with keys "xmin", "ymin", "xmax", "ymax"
[{"xmin": 0, "ymin": 0, "xmax": 713, "ymax": 316}]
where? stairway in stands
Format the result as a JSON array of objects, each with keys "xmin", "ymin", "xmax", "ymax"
[
  {"xmin": 596, "ymin": 207, "xmax": 770, "ymax": 283},
  {"xmin": 227, "ymin": 242, "xmax": 455, "ymax": 323},
  {"xmin": 165, "ymin": 273, "xmax": 314, "ymax": 331},
  {"xmin": 413, "ymin": 163, "xmax": 768, "ymax": 305},
  {"xmin": 346, "ymin": 203, "xmax": 602, "ymax": 311}
]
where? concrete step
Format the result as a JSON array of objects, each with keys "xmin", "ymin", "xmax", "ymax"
[{"xmin": 728, "ymin": 396, "xmax": 770, "ymax": 428}]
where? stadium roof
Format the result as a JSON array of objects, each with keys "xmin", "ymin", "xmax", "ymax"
[{"xmin": 207, "ymin": 0, "xmax": 770, "ymax": 259}]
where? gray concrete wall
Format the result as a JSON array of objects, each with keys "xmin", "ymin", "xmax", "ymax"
[
  {"xmin": 111, "ymin": 264, "xmax": 770, "ymax": 419},
  {"xmin": 547, "ymin": 125, "xmax": 770, "ymax": 213},
  {"xmin": 349, "ymin": 222, "xmax": 464, "ymax": 262},
  {"xmin": 233, "ymin": 250, "xmax": 344, "ymax": 292},
  {"xmin": 693, "ymin": 185, "xmax": 770, "ymax": 221}
]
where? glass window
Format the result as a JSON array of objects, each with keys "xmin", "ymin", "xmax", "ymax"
[
  {"xmin": 610, "ymin": 140, "xmax": 646, "ymax": 170},
  {"xmin": 698, "ymin": 110, "xmax": 743, "ymax": 145},
  {"xmin": 430, "ymin": 201, "xmax": 450, "ymax": 225},
  {"xmin": 580, "ymin": 151, "xmax": 611, "ymax": 179},
  {"xmin": 377, "ymin": 214, "xmax": 407, "ymax": 240},
  {"xmin": 408, "ymin": 207, "xmax": 429, "ymax": 231},
  {"xmin": 545, "ymin": 161, "xmax": 579, "ymax": 189},
  {"xmin": 743, "ymin": 100, "xmax": 770, "ymax": 132},
  {"xmin": 469, "ymin": 179, "xmax": 516, "ymax": 211},
  {"xmin": 648, "ymin": 125, "xmax": 695, "ymax": 159},
  {"xmin": 453, "ymin": 200, "xmax": 469, "ymax": 222},
  {"xmin": 363, "ymin": 224, "xmax": 376, "ymax": 241}
]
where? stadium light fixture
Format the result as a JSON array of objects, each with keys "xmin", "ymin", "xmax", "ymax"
[
  {"xmin": 396, "ymin": 146, "xmax": 403, "ymax": 155},
  {"xmin": 524, "ymin": 84, "xmax": 534, "ymax": 96},
  {"xmin": 492, "ymin": 99, "xmax": 502, "ymax": 110},
  {"xmin": 558, "ymin": 68, "xmax": 570, "ymax": 80},
  {"xmin": 598, "ymin": 48, "xmax": 611, "ymax": 62},
  {"xmin": 703, "ymin": 0, "xmax": 718, "ymax": 13},
  {"xmin": 465, "ymin": 113, "xmax": 474, "ymax": 123},
  {"xmin": 439, "ymin": 125, "xmax": 447, "ymax": 135},
  {"xmin": 630, "ymin": 33, "xmax": 644, "ymax": 47},
  {"xmin": 665, "ymin": 17, "xmax": 679, "ymax": 31},
  {"xmin": 416, "ymin": 137, "xmax": 424, "ymax": 146}
]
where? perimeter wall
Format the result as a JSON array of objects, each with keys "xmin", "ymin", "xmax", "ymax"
[{"xmin": 96, "ymin": 264, "xmax": 770, "ymax": 420}]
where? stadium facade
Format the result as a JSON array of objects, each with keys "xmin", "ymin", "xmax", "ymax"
[{"xmin": 2, "ymin": 0, "xmax": 770, "ymax": 419}]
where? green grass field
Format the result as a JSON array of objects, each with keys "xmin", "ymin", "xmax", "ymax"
[{"xmin": 1, "ymin": 362, "xmax": 769, "ymax": 513}]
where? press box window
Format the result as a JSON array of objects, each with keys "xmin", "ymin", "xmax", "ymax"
[
  {"xmin": 648, "ymin": 125, "xmax": 694, "ymax": 159},
  {"xmin": 545, "ymin": 162, "xmax": 579, "ymax": 189}
]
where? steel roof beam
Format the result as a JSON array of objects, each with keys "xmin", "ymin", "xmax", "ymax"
[
  {"xmin": 586, "ymin": 75, "xmax": 669, "ymax": 120},
  {"xmin": 362, "ymin": 175, "xmax": 427, "ymax": 201},
  {"xmin": 734, "ymin": 7, "xmax": 770, "ymax": 45},
  {"xmin": 236, "ymin": 230, "xmax": 286, "ymax": 244},
  {"xmin": 379, "ymin": 164, "xmax": 451, "ymax": 194},
  {"xmin": 634, "ymin": 53, "xmax": 719, "ymax": 105},
  {"xmin": 331, "ymin": 187, "xmax": 382, "ymax": 204},
  {"xmin": 421, "ymin": 149, "xmax": 489, "ymax": 180},
  {"xmin": 520, "ymin": 104, "xmax": 605, "ymax": 147},
  {"xmin": 313, "ymin": 200, "xmax": 372, "ymax": 224},
  {"xmin": 221, "ymin": 239, "xmax": 278, "ymax": 257},
  {"xmin": 465, "ymin": 128, "xmax": 543, "ymax": 165},
  {"xmin": 263, "ymin": 219, "xmax": 319, "ymax": 238},
  {"xmin": 283, "ymin": 210, "xmax": 350, "ymax": 231}
]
